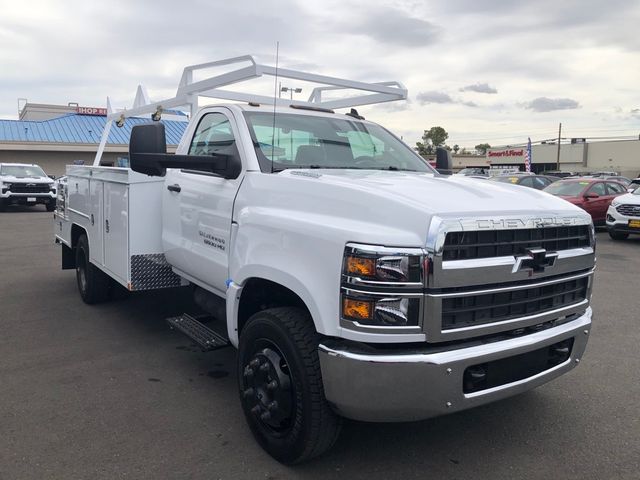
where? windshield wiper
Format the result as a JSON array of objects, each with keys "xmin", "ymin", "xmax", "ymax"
[{"xmin": 374, "ymin": 166, "xmax": 419, "ymax": 172}]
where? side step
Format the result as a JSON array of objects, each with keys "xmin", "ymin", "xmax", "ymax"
[{"xmin": 166, "ymin": 313, "xmax": 231, "ymax": 351}]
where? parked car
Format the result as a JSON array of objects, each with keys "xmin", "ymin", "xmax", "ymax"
[
  {"xmin": 627, "ymin": 178, "xmax": 640, "ymax": 192},
  {"xmin": 543, "ymin": 178, "xmax": 627, "ymax": 225},
  {"xmin": 487, "ymin": 174, "xmax": 556, "ymax": 190},
  {"xmin": 606, "ymin": 187, "xmax": 640, "ymax": 240},
  {"xmin": 541, "ymin": 170, "xmax": 575, "ymax": 178},
  {"xmin": 0, "ymin": 163, "xmax": 57, "ymax": 211},
  {"xmin": 454, "ymin": 167, "xmax": 488, "ymax": 177}
]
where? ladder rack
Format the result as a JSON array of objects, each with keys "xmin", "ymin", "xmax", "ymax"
[{"xmin": 94, "ymin": 55, "xmax": 408, "ymax": 166}]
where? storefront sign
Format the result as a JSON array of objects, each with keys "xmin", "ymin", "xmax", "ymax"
[
  {"xmin": 76, "ymin": 107, "xmax": 107, "ymax": 116},
  {"xmin": 487, "ymin": 149, "xmax": 525, "ymax": 158}
]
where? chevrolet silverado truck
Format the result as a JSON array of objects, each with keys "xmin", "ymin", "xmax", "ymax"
[
  {"xmin": 53, "ymin": 56, "xmax": 595, "ymax": 464},
  {"xmin": 0, "ymin": 163, "xmax": 56, "ymax": 211}
]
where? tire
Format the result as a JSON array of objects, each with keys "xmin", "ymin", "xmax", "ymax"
[
  {"xmin": 0, "ymin": 200, "xmax": 6, "ymax": 212},
  {"xmin": 609, "ymin": 231, "xmax": 629, "ymax": 241},
  {"xmin": 46, "ymin": 201, "xmax": 56, "ymax": 212},
  {"xmin": 75, "ymin": 234, "xmax": 111, "ymax": 304},
  {"xmin": 237, "ymin": 307, "xmax": 341, "ymax": 464}
]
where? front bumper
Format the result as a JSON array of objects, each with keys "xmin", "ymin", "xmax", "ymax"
[
  {"xmin": 1, "ymin": 192, "xmax": 56, "ymax": 204},
  {"xmin": 319, "ymin": 308, "xmax": 591, "ymax": 422},
  {"xmin": 606, "ymin": 205, "xmax": 640, "ymax": 235}
]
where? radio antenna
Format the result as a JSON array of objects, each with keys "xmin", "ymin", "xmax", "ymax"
[{"xmin": 270, "ymin": 41, "xmax": 280, "ymax": 174}]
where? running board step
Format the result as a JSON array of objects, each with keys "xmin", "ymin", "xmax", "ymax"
[{"xmin": 166, "ymin": 313, "xmax": 230, "ymax": 351}]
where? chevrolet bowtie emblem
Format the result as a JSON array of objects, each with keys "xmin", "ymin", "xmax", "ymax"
[{"xmin": 512, "ymin": 248, "xmax": 558, "ymax": 275}]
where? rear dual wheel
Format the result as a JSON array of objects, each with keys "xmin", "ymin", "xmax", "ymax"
[
  {"xmin": 75, "ymin": 234, "xmax": 111, "ymax": 304},
  {"xmin": 238, "ymin": 307, "xmax": 341, "ymax": 464}
]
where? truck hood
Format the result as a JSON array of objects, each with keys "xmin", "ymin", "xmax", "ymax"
[
  {"xmin": 235, "ymin": 169, "xmax": 592, "ymax": 251},
  {"xmin": 613, "ymin": 192, "xmax": 640, "ymax": 205},
  {"xmin": 0, "ymin": 175, "xmax": 53, "ymax": 184},
  {"xmin": 282, "ymin": 169, "xmax": 586, "ymax": 217}
]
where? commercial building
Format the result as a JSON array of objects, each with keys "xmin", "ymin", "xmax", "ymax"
[
  {"xmin": 451, "ymin": 139, "xmax": 640, "ymax": 177},
  {"xmin": 0, "ymin": 102, "xmax": 187, "ymax": 176}
]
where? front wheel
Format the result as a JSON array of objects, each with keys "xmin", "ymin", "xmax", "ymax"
[
  {"xmin": 609, "ymin": 230, "xmax": 629, "ymax": 241},
  {"xmin": 46, "ymin": 201, "xmax": 56, "ymax": 212},
  {"xmin": 238, "ymin": 307, "xmax": 341, "ymax": 464},
  {"xmin": 75, "ymin": 234, "xmax": 110, "ymax": 304}
]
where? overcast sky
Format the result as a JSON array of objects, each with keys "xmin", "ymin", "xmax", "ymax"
[{"xmin": 1, "ymin": 0, "xmax": 638, "ymax": 149}]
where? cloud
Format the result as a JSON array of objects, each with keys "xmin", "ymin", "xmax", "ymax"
[
  {"xmin": 524, "ymin": 97, "xmax": 580, "ymax": 112},
  {"xmin": 416, "ymin": 91, "xmax": 453, "ymax": 105},
  {"xmin": 416, "ymin": 91, "xmax": 477, "ymax": 108},
  {"xmin": 352, "ymin": 8, "xmax": 440, "ymax": 47},
  {"xmin": 460, "ymin": 82, "xmax": 498, "ymax": 94}
]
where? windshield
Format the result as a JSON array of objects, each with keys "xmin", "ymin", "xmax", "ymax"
[
  {"xmin": 0, "ymin": 165, "xmax": 47, "ymax": 178},
  {"xmin": 543, "ymin": 181, "xmax": 588, "ymax": 196},
  {"xmin": 243, "ymin": 112, "xmax": 434, "ymax": 173}
]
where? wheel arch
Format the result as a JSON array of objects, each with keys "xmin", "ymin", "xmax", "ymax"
[{"xmin": 228, "ymin": 267, "xmax": 323, "ymax": 346}]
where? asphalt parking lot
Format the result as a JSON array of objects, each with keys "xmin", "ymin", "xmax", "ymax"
[{"xmin": 1, "ymin": 207, "xmax": 639, "ymax": 480}]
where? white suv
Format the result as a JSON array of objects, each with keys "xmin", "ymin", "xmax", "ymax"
[
  {"xmin": 0, "ymin": 163, "xmax": 57, "ymax": 211},
  {"xmin": 606, "ymin": 187, "xmax": 640, "ymax": 240}
]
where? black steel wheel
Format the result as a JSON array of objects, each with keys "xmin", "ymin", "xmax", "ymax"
[
  {"xmin": 238, "ymin": 307, "xmax": 341, "ymax": 464},
  {"xmin": 75, "ymin": 234, "xmax": 110, "ymax": 304}
]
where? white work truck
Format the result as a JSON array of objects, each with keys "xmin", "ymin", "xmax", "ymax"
[{"xmin": 54, "ymin": 56, "xmax": 595, "ymax": 464}]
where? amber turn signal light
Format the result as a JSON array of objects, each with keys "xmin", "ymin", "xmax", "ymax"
[
  {"xmin": 345, "ymin": 256, "xmax": 376, "ymax": 277},
  {"xmin": 342, "ymin": 297, "xmax": 373, "ymax": 320}
]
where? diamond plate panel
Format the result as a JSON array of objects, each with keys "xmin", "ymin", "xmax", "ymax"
[{"xmin": 131, "ymin": 254, "xmax": 184, "ymax": 291}]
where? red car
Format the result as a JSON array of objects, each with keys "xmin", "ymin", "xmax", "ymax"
[{"xmin": 543, "ymin": 178, "xmax": 627, "ymax": 224}]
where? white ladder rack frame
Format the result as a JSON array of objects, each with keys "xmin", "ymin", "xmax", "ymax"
[{"xmin": 94, "ymin": 55, "xmax": 408, "ymax": 166}]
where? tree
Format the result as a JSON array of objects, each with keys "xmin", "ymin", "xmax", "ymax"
[
  {"xmin": 475, "ymin": 143, "xmax": 491, "ymax": 154},
  {"xmin": 415, "ymin": 141, "xmax": 433, "ymax": 155},
  {"xmin": 416, "ymin": 126, "xmax": 449, "ymax": 155},
  {"xmin": 453, "ymin": 144, "xmax": 460, "ymax": 154}
]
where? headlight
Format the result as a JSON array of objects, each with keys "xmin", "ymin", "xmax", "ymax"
[
  {"xmin": 342, "ymin": 244, "xmax": 424, "ymax": 285},
  {"xmin": 611, "ymin": 199, "xmax": 620, "ymax": 207},
  {"xmin": 341, "ymin": 243, "xmax": 425, "ymax": 328}
]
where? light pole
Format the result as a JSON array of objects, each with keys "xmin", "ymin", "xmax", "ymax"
[
  {"xmin": 279, "ymin": 86, "xmax": 302, "ymax": 158},
  {"xmin": 280, "ymin": 86, "xmax": 302, "ymax": 100}
]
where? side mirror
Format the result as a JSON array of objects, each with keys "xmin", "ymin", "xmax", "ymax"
[
  {"xmin": 129, "ymin": 123, "xmax": 241, "ymax": 179},
  {"xmin": 48, "ymin": 174, "xmax": 57, "ymax": 180},
  {"xmin": 435, "ymin": 147, "xmax": 453, "ymax": 175}
]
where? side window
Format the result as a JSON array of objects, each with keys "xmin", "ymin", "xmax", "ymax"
[
  {"xmin": 535, "ymin": 177, "xmax": 551, "ymax": 189},
  {"xmin": 606, "ymin": 182, "xmax": 625, "ymax": 194},
  {"xmin": 587, "ymin": 182, "xmax": 606, "ymax": 196},
  {"xmin": 189, "ymin": 113, "xmax": 235, "ymax": 155}
]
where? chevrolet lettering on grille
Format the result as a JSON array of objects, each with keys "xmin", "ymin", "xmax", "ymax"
[{"xmin": 512, "ymin": 248, "xmax": 558, "ymax": 275}]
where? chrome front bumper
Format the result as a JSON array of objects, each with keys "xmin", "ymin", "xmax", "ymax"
[{"xmin": 318, "ymin": 308, "xmax": 591, "ymax": 422}]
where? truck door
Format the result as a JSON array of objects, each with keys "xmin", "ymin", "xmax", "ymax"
[{"xmin": 162, "ymin": 109, "xmax": 243, "ymax": 295}]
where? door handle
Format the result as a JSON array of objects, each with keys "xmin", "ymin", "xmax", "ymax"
[{"xmin": 167, "ymin": 184, "xmax": 181, "ymax": 193}]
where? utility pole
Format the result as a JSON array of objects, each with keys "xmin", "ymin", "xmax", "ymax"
[{"xmin": 556, "ymin": 122, "xmax": 562, "ymax": 170}]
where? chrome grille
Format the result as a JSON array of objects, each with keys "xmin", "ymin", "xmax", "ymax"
[
  {"xmin": 441, "ymin": 276, "xmax": 589, "ymax": 330},
  {"xmin": 616, "ymin": 204, "xmax": 640, "ymax": 217},
  {"xmin": 442, "ymin": 226, "xmax": 590, "ymax": 261}
]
